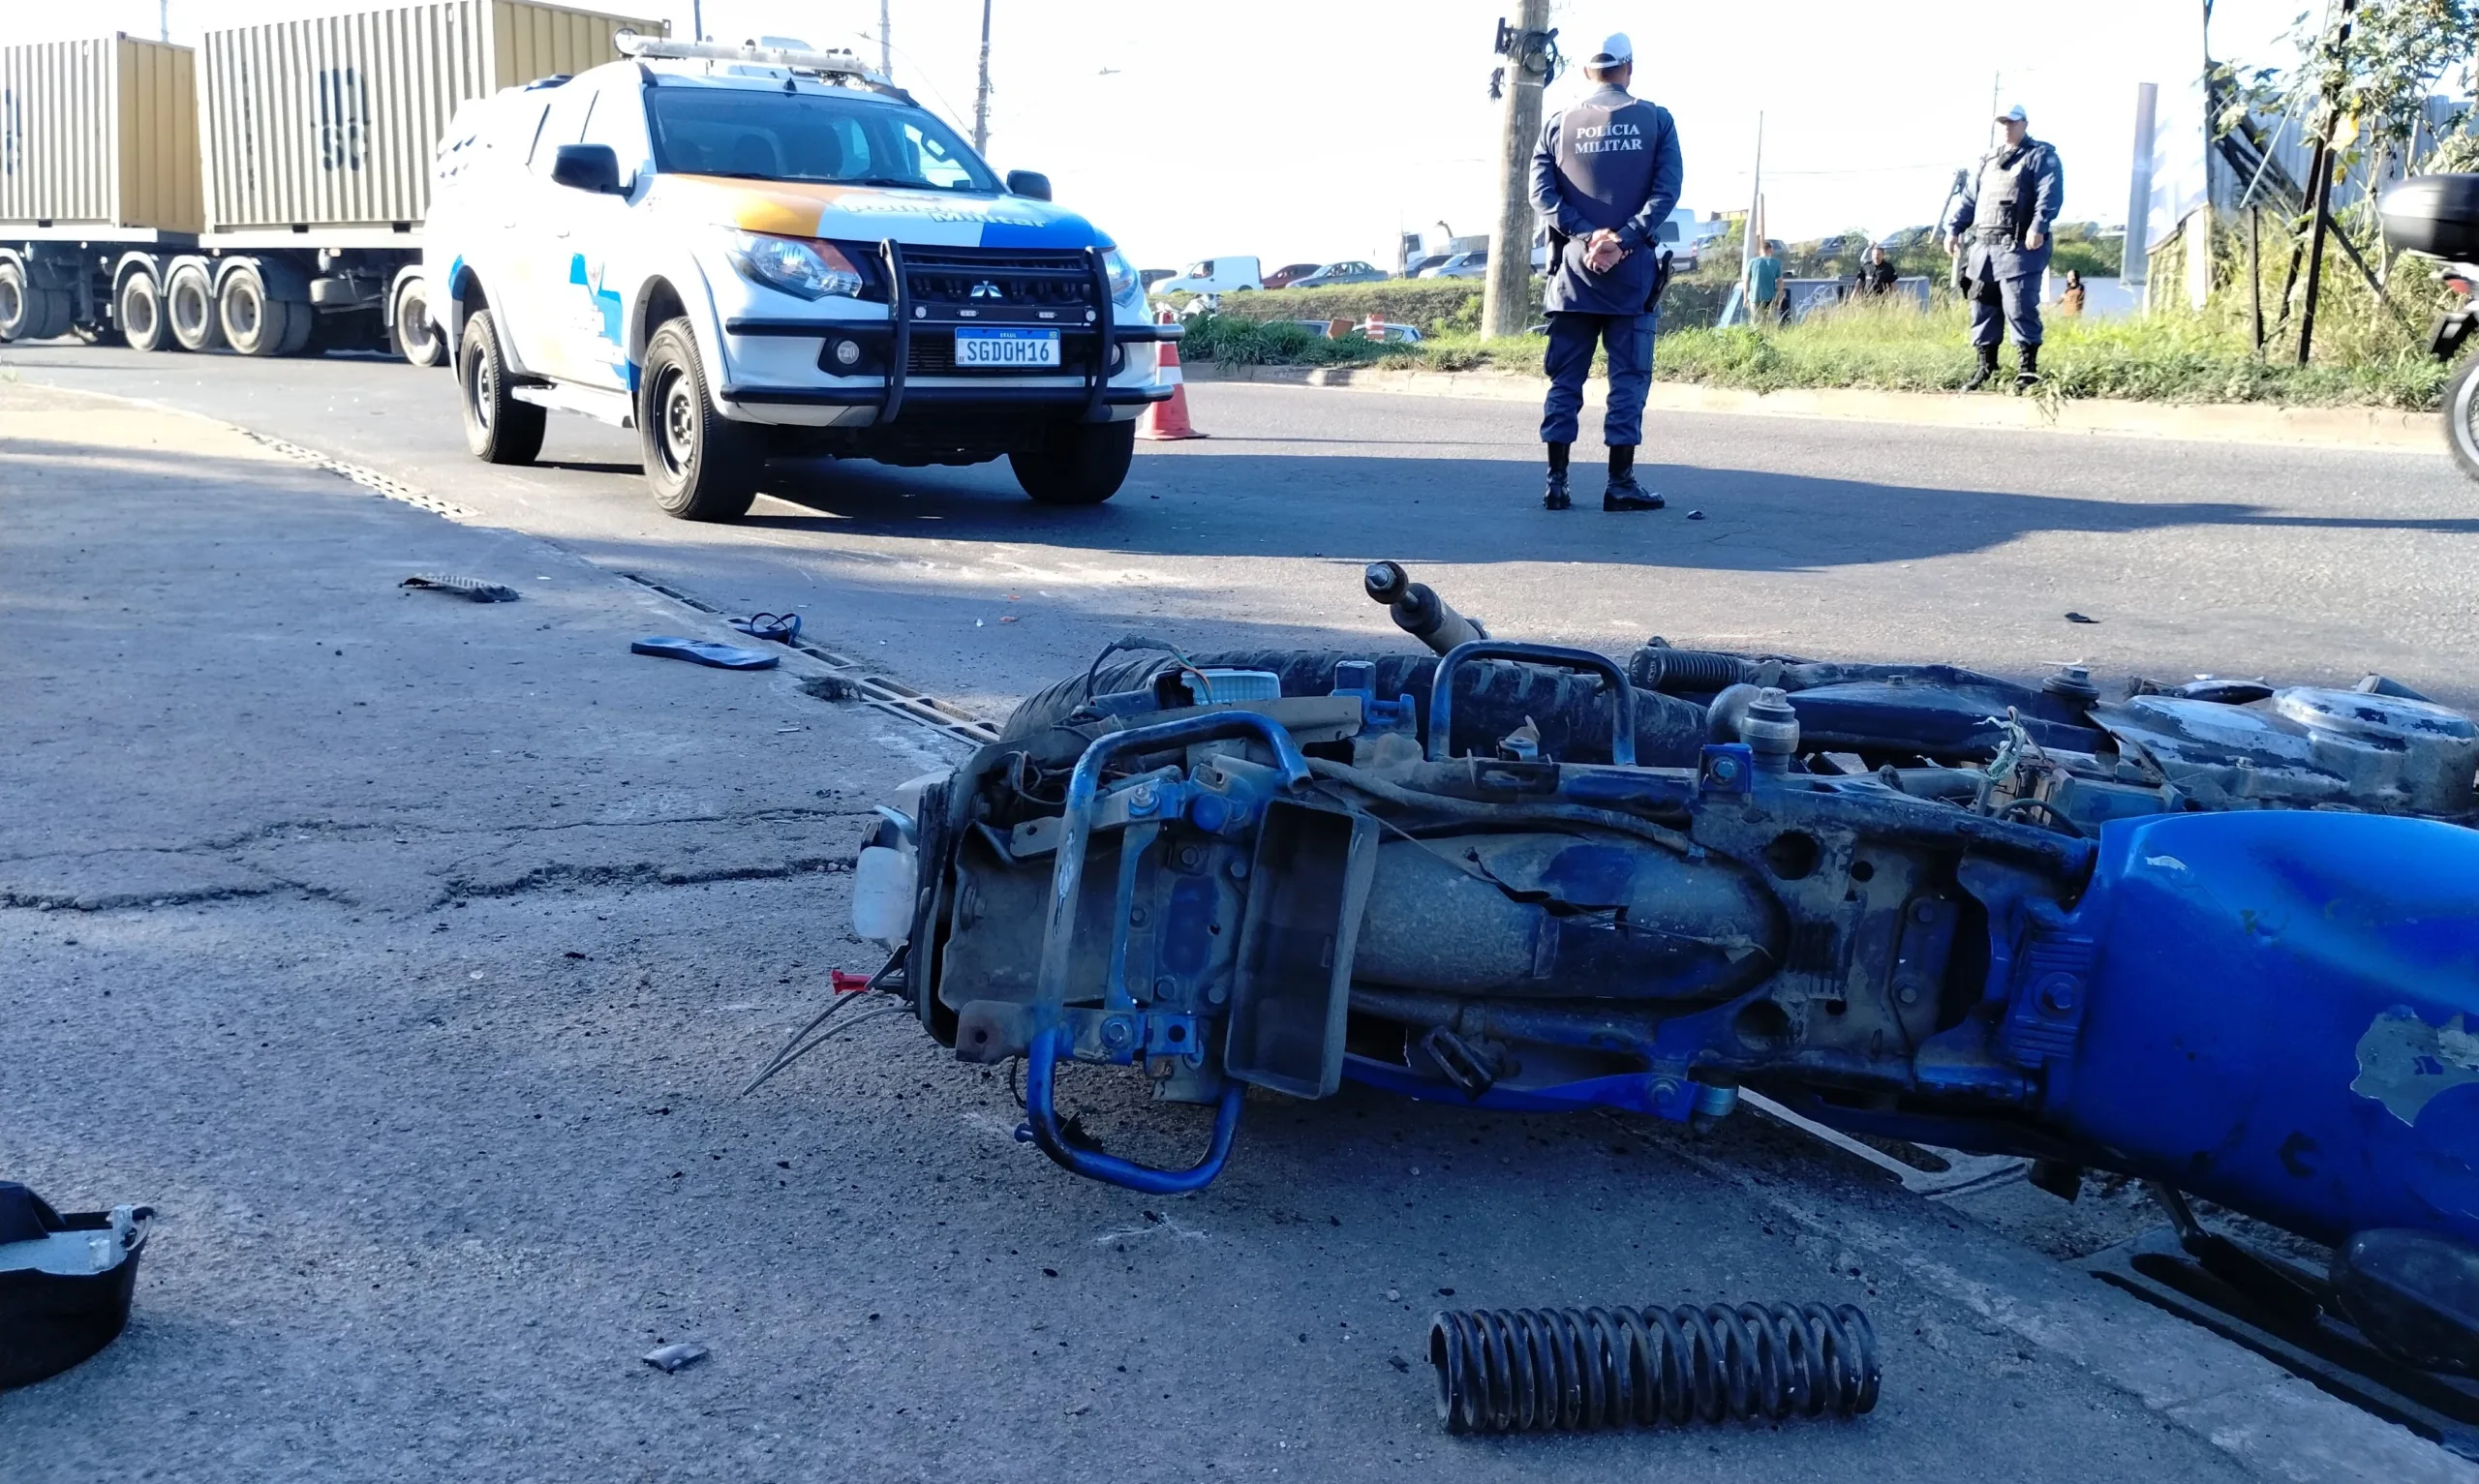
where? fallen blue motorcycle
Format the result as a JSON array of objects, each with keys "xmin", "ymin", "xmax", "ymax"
[{"xmin": 848, "ymin": 562, "xmax": 2479, "ymax": 1383}]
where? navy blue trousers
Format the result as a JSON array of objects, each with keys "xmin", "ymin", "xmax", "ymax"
[
  {"xmin": 1541, "ymin": 311, "xmax": 1656, "ymax": 446},
  {"xmin": 1968, "ymin": 272, "xmax": 2043, "ymax": 348}
]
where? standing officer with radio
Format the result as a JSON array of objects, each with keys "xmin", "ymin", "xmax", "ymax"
[
  {"xmin": 1946, "ymin": 104, "xmax": 2063, "ymax": 390},
  {"xmin": 1528, "ymin": 32, "xmax": 1683, "ymax": 511}
]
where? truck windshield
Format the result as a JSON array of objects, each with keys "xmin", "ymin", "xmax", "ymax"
[{"xmin": 646, "ymin": 86, "xmax": 997, "ymax": 193}]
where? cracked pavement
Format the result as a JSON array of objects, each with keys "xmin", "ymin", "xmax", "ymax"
[{"xmin": 4, "ymin": 381, "xmax": 2469, "ymax": 1483}]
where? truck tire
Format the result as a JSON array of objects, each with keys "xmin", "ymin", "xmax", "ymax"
[
  {"xmin": 391, "ymin": 277, "xmax": 446, "ymax": 367},
  {"xmin": 998, "ymin": 648, "xmax": 1711, "ymax": 767},
  {"xmin": 0, "ymin": 261, "xmax": 71, "ymax": 343},
  {"xmin": 219, "ymin": 265, "xmax": 299, "ymax": 357},
  {"xmin": 638, "ymin": 318, "xmax": 760, "ymax": 522},
  {"xmin": 457, "ymin": 309, "xmax": 546, "ymax": 465},
  {"xmin": 2447, "ymin": 354, "xmax": 2479, "ymax": 484},
  {"xmin": 118, "ymin": 269, "xmax": 176, "ymax": 352},
  {"xmin": 1009, "ymin": 417, "xmax": 1134, "ymax": 504},
  {"xmin": 166, "ymin": 262, "xmax": 225, "ymax": 351}
]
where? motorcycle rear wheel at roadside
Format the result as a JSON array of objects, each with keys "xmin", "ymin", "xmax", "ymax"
[
  {"xmin": 457, "ymin": 309, "xmax": 546, "ymax": 466},
  {"xmin": 638, "ymin": 318, "xmax": 760, "ymax": 523},
  {"xmin": 1010, "ymin": 418, "xmax": 1135, "ymax": 505},
  {"xmin": 2448, "ymin": 354, "xmax": 2479, "ymax": 482}
]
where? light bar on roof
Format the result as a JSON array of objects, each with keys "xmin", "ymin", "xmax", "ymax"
[{"xmin": 613, "ymin": 30, "xmax": 893, "ymax": 87}]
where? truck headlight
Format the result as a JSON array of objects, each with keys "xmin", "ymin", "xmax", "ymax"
[
  {"xmin": 1103, "ymin": 248, "xmax": 1140, "ymax": 307},
  {"xmin": 726, "ymin": 231, "xmax": 865, "ymax": 301}
]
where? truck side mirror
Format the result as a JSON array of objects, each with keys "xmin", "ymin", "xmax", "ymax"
[
  {"xmin": 552, "ymin": 143, "xmax": 624, "ymax": 195},
  {"xmin": 1005, "ymin": 169, "xmax": 1052, "ymax": 201}
]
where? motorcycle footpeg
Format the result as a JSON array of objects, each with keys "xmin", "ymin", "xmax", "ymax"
[{"xmin": 1421, "ymin": 1027, "xmax": 1504, "ymax": 1100}]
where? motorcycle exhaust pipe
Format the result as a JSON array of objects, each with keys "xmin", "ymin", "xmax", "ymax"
[{"xmin": 1365, "ymin": 560, "xmax": 1486, "ymax": 657}]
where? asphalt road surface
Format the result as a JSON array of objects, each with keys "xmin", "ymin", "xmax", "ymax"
[
  {"xmin": 4, "ymin": 341, "xmax": 2475, "ymax": 723},
  {"xmin": 4, "ymin": 353, "xmax": 2475, "ymax": 1484}
]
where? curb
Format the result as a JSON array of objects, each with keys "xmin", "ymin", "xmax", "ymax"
[{"xmin": 1187, "ymin": 362, "xmax": 2442, "ymax": 455}]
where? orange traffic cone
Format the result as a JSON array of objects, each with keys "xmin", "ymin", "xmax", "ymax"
[{"xmin": 1138, "ymin": 306, "xmax": 1206, "ymax": 440}]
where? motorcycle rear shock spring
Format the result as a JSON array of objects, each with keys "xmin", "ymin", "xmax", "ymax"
[
  {"xmin": 1629, "ymin": 646, "xmax": 1757, "ymax": 694},
  {"xmin": 1428, "ymin": 1301, "xmax": 1880, "ymax": 1435}
]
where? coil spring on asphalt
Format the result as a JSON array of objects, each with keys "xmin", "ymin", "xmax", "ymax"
[{"xmin": 1428, "ymin": 1301, "xmax": 1880, "ymax": 1435}]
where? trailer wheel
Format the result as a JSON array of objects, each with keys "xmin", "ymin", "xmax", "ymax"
[
  {"xmin": 391, "ymin": 278, "xmax": 446, "ymax": 367},
  {"xmin": 166, "ymin": 262, "xmax": 225, "ymax": 351},
  {"xmin": 638, "ymin": 318, "xmax": 760, "ymax": 523},
  {"xmin": 1009, "ymin": 418, "xmax": 1134, "ymax": 505},
  {"xmin": 117, "ymin": 269, "xmax": 176, "ymax": 352},
  {"xmin": 457, "ymin": 309, "xmax": 545, "ymax": 466},
  {"xmin": 0, "ymin": 261, "xmax": 72, "ymax": 343},
  {"xmin": 219, "ymin": 265, "xmax": 300, "ymax": 357}
]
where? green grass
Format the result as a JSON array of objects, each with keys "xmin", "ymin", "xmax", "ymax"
[{"xmin": 1179, "ymin": 294, "xmax": 2454, "ymax": 410}]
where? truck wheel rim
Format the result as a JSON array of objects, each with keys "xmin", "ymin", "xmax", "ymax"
[
  {"xmin": 0, "ymin": 277, "xmax": 20, "ymax": 333},
  {"xmin": 229, "ymin": 287, "xmax": 260, "ymax": 342},
  {"xmin": 125, "ymin": 283, "xmax": 157, "ymax": 341},
  {"xmin": 401, "ymin": 295, "xmax": 433, "ymax": 354},
  {"xmin": 171, "ymin": 279, "xmax": 206, "ymax": 337},
  {"xmin": 656, "ymin": 367, "xmax": 696, "ymax": 477}
]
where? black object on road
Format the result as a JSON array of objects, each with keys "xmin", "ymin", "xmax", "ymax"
[
  {"xmin": 1429, "ymin": 1300, "xmax": 1879, "ymax": 1433},
  {"xmin": 0, "ymin": 1182, "xmax": 154, "ymax": 1390},
  {"xmin": 629, "ymin": 637, "xmax": 779, "ymax": 671},
  {"xmin": 401, "ymin": 573, "xmax": 520, "ymax": 603},
  {"xmin": 2066, "ymin": 611, "xmax": 2099, "ymax": 623},
  {"xmin": 728, "ymin": 612, "xmax": 803, "ymax": 644}
]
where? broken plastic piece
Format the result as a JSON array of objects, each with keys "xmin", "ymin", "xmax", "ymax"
[
  {"xmin": 629, "ymin": 637, "xmax": 780, "ymax": 670},
  {"xmin": 830, "ymin": 969, "xmax": 873, "ymax": 993},
  {"xmin": 641, "ymin": 1342, "xmax": 709, "ymax": 1373},
  {"xmin": 401, "ymin": 574, "xmax": 520, "ymax": 602},
  {"xmin": 2332, "ymin": 1228, "xmax": 2479, "ymax": 1376},
  {"xmin": 2066, "ymin": 612, "xmax": 2099, "ymax": 624},
  {"xmin": 0, "ymin": 1182, "xmax": 153, "ymax": 1390}
]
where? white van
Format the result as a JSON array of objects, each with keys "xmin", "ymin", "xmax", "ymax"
[{"xmin": 1151, "ymin": 256, "xmax": 1262, "ymax": 295}]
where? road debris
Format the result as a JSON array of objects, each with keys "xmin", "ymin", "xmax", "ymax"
[
  {"xmin": 401, "ymin": 573, "xmax": 519, "ymax": 602},
  {"xmin": 0, "ymin": 1184, "xmax": 153, "ymax": 1389},
  {"xmin": 641, "ymin": 1342, "xmax": 709, "ymax": 1374},
  {"xmin": 2065, "ymin": 611, "xmax": 2099, "ymax": 623},
  {"xmin": 628, "ymin": 637, "xmax": 779, "ymax": 671},
  {"xmin": 727, "ymin": 612, "xmax": 802, "ymax": 643}
]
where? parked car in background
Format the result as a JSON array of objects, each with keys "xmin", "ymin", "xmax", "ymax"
[
  {"xmin": 1262, "ymin": 261, "xmax": 1323, "ymax": 290},
  {"xmin": 1423, "ymin": 250, "xmax": 1487, "ymax": 279},
  {"xmin": 1402, "ymin": 254, "xmax": 1452, "ymax": 279},
  {"xmin": 1140, "ymin": 268, "xmax": 1178, "ymax": 292},
  {"xmin": 1287, "ymin": 259, "xmax": 1389, "ymax": 289},
  {"xmin": 1152, "ymin": 256, "xmax": 1262, "ymax": 294}
]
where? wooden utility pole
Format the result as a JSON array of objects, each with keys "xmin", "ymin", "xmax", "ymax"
[
  {"xmin": 1482, "ymin": 0, "xmax": 1553, "ymax": 341},
  {"xmin": 972, "ymin": 0, "xmax": 994, "ymax": 155},
  {"xmin": 2297, "ymin": 0, "xmax": 2359, "ymax": 366}
]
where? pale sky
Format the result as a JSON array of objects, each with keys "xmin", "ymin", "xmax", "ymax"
[{"xmin": 27, "ymin": 0, "xmax": 2317, "ymax": 268}]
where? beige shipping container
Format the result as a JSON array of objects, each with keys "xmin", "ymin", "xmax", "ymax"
[
  {"xmin": 0, "ymin": 35, "xmax": 203, "ymax": 235},
  {"xmin": 199, "ymin": 1, "xmax": 663, "ymax": 239}
]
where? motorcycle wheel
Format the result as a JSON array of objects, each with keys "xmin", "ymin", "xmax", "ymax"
[{"xmin": 2448, "ymin": 354, "xmax": 2479, "ymax": 483}]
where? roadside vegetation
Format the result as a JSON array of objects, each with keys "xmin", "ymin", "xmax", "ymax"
[{"xmin": 1174, "ymin": 229, "xmax": 2456, "ymax": 410}]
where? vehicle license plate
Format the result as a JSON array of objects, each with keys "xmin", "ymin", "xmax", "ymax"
[{"xmin": 954, "ymin": 328, "xmax": 1060, "ymax": 367}]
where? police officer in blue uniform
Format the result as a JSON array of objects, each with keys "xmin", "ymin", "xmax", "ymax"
[
  {"xmin": 1528, "ymin": 33, "xmax": 1682, "ymax": 511},
  {"xmin": 1945, "ymin": 104, "xmax": 2063, "ymax": 390}
]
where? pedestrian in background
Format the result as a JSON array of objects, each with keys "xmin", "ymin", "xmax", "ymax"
[
  {"xmin": 1527, "ymin": 31, "xmax": 1683, "ymax": 512},
  {"xmin": 1945, "ymin": 103, "xmax": 2064, "ymax": 389},
  {"xmin": 1859, "ymin": 244, "xmax": 1898, "ymax": 296},
  {"xmin": 1744, "ymin": 240, "xmax": 1784, "ymax": 327},
  {"xmin": 2059, "ymin": 269, "xmax": 2086, "ymax": 316}
]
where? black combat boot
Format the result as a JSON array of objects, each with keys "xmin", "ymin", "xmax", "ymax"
[
  {"xmin": 1602, "ymin": 445, "xmax": 1665, "ymax": 511},
  {"xmin": 1544, "ymin": 441, "xmax": 1572, "ymax": 510},
  {"xmin": 1962, "ymin": 344, "xmax": 2000, "ymax": 391},
  {"xmin": 2015, "ymin": 343, "xmax": 2041, "ymax": 390}
]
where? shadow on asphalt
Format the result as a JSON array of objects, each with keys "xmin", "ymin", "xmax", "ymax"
[{"xmin": 733, "ymin": 450, "xmax": 2479, "ymax": 573}]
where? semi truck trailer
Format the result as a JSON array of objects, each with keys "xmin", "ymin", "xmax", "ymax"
[{"xmin": 0, "ymin": 2, "xmax": 658, "ymax": 362}]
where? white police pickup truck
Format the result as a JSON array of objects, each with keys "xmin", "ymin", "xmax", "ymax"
[{"xmin": 424, "ymin": 33, "xmax": 1178, "ymax": 521}]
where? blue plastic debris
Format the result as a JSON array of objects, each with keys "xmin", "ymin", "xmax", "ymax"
[{"xmin": 629, "ymin": 637, "xmax": 779, "ymax": 670}]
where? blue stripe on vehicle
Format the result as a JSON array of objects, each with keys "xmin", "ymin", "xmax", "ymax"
[{"xmin": 979, "ymin": 212, "xmax": 1102, "ymax": 250}]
